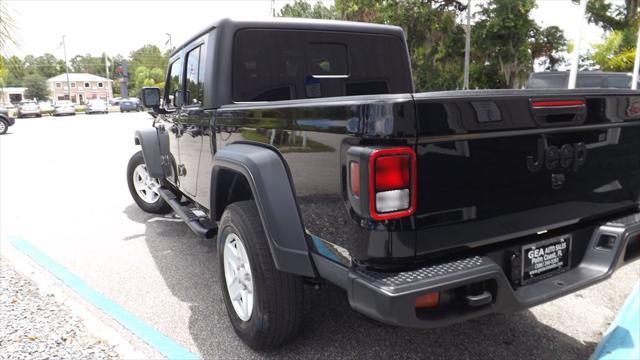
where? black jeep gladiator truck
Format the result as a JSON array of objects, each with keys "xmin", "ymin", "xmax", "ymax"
[{"xmin": 127, "ymin": 18, "xmax": 640, "ymax": 349}]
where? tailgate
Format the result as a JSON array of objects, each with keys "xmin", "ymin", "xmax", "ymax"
[{"xmin": 413, "ymin": 89, "xmax": 640, "ymax": 254}]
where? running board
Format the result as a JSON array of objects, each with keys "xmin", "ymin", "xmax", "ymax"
[{"xmin": 157, "ymin": 187, "xmax": 217, "ymax": 239}]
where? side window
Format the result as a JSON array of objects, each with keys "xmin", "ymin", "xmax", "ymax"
[
  {"xmin": 577, "ymin": 76, "xmax": 602, "ymax": 88},
  {"xmin": 607, "ymin": 76, "xmax": 632, "ymax": 89},
  {"xmin": 166, "ymin": 58, "xmax": 183, "ymax": 108},
  {"xmin": 185, "ymin": 45, "xmax": 205, "ymax": 106}
]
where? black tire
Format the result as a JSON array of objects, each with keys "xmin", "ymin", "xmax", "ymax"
[
  {"xmin": 0, "ymin": 119, "xmax": 8, "ymax": 135},
  {"xmin": 126, "ymin": 150, "xmax": 172, "ymax": 214},
  {"xmin": 218, "ymin": 201, "xmax": 304, "ymax": 350}
]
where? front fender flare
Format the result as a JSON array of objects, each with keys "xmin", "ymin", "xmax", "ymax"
[
  {"xmin": 134, "ymin": 128, "xmax": 166, "ymax": 178},
  {"xmin": 213, "ymin": 143, "xmax": 315, "ymax": 278}
]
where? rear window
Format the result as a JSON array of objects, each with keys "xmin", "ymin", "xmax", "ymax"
[{"xmin": 232, "ymin": 29, "xmax": 411, "ymax": 102}]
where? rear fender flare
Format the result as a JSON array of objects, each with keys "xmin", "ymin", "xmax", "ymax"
[{"xmin": 212, "ymin": 143, "xmax": 316, "ymax": 278}]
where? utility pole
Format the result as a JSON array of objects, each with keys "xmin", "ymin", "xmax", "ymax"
[
  {"xmin": 270, "ymin": 0, "xmax": 276, "ymax": 16},
  {"xmin": 104, "ymin": 53, "xmax": 111, "ymax": 102},
  {"xmin": 568, "ymin": 0, "xmax": 588, "ymax": 89},
  {"xmin": 632, "ymin": 23, "xmax": 640, "ymax": 90},
  {"xmin": 62, "ymin": 35, "xmax": 72, "ymax": 101},
  {"xmin": 463, "ymin": 0, "xmax": 471, "ymax": 90}
]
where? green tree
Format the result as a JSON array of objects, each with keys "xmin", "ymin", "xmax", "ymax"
[
  {"xmin": 531, "ymin": 25, "xmax": 567, "ymax": 71},
  {"xmin": 127, "ymin": 45, "xmax": 169, "ymax": 96},
  {"xmin": 472, "ymin": 0, "xmax": 538, "ymax": 88},
  {"xmin": 279, "ymin": 0, "xmax": 337, "ymax": 19},
  {"xmin": 129, "ymin": 45, "xmax": 167, "ymax": 72},
  {"xmin": 70, "ymin": 54, "xmax": 106, "ymax": 76},
  {"xmin": 5, "ymin": 55, "xmax": 25, "ymax": 86},
  {"xmin": 578, "ymin": 0, "xmax": 638, "ymax": 33},
  {"xmin": 0, "ymin": 56, "xmax": 8, "ymax": 88},
  {"xmin": 23, "ymin": 74, "xmax": 50, "ymax": 100},
  {"xmin": 578, "ymin": 0, "xmax": 639, "ymax": 71},
  {"xmin": 24, "ymin": 53, "xmax": 66, "ymax": 79}
]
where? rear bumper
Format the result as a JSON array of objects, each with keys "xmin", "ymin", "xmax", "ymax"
[
  {"xmin": 54, "ymin": 109, "xmax": 75, "ymax": 115},
  {"xmin": 313, "ymin": 212, "xmax": 640, "ymax": 328}
]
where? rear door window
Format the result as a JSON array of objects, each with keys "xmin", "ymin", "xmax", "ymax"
[{"xmin": 185, "ymin": 45, "xmax": 206, "ymax": 106}]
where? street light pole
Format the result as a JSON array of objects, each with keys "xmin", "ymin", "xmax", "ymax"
[
  {"xmin": 62, "ymin": 35, "xmax": 72, "ymax": 101},
  {"xmin": 165, "ymin": 33, "xmax": 172, "ymax": 50},
  {"xmin": 632, "ymin": 24, "xmax": 640, "ymax": 90},
  {"xmin": 104, "ymin": 53, "xmax": 111, "ymax": 103},
  {"xmin": 463, "ymin": 0, "xmax": 471, "ymax": 90},
  {"xmin": 568, "ymin": 0, "xmax": 588, "ymax": 89}
]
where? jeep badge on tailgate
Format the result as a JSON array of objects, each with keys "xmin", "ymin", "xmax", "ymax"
[{"xmin": 527, "ymin": 138, "xmax": 587, "ymax": 172}]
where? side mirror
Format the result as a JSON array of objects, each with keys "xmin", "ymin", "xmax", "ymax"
[{"xmin": 141, "ymin": 87, "xmax": 161, "ymax": 108}]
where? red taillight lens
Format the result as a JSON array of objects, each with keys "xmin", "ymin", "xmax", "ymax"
[
  {"xmin": 349, "ymin": 161, "xmax": 360, "ymax": 197},
  {"xmin": 369, "ymin": 147, "xmax": 416, "ymax": 220},
  {"xmin": 375, "ymin": 155, "xmax": 410, "ymax": 191}
]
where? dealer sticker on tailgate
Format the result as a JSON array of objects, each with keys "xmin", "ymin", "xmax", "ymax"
[{"xmin": 521, "ymin": 235, "xmax": 571, "ymax": 284}]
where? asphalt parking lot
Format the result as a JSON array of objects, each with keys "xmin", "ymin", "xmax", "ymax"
[{"xmin": 1, "ymin": 113, "xmax": 639, "ymax": 360}]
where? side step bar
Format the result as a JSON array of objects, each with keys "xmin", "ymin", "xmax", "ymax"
[{"xmin": 157, "ymin": 187, "xmax": 217, "ymax": 239}]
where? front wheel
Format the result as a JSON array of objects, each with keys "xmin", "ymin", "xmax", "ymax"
[
  {"xmin": 218, "ymin": 201, "xmax": 304, "ymax": 350},
  {"xmin": 126, "ymin": 151, "xmax": 171, "ymax": 214},
  {"xmin": 0, "ymin": 120, "xmax": 8, "ymax": 135}
]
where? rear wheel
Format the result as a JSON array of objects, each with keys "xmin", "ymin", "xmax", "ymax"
[
  {"xmin": 0, "ymin": 120, "xmax": 7, "ymax": 135},
  {"xmin": 127, "ymin": 151, "xmax": 171, "ymax": 214},
  {"xmin": 218, "ymin": 201, "xmax": 304, "ymax": 350}
]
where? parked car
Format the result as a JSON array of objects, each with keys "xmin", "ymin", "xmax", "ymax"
[
  {"xmin": 526, "ymin": 71, "xmax": 639, "ymax": 89},
  {"xmin": 38, "ymin": 101, "xmax": 54, "ymax": 115},
  {"xmin": 129, "ymin": 18, "xmax": 640, "ymax": 350},
  {"xmin": 53, "ymin": 101, "xmax": 76, "ymax": 116},
  {"xmin": 0, "ymin": 105, "xmax": 15, "ymax": 134},
  {"xmin": 119, "ymin": 99, "xmax": 139, "ymax": 112},
  {"xmin": 109, "ymin": 97, "xmax": 123, "ymax": 106},
  {"xmin": 85, "ymin": 100, "xmax": 108, "ymax": 114},
  {"xmin": 16, "ymin": 100, "xmax": 41, "ymax": 118}
]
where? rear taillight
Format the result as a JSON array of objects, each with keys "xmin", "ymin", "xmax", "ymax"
[{"xmin": 369, "ymin": 147, "xmax": 416, "ymax": 220}]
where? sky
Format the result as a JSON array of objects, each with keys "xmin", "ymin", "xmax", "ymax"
[{"xmin": 2, "ymin": 0, "xmax": 621, "ymax": 61}]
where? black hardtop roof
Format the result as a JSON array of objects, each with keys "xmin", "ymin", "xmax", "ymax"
[{"xmin": 171, "ymin": 17, "xmax": 405, "ymax": 57}]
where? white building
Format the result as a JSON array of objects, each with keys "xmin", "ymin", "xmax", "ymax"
[
  {"xmin": 0, "ymin": 87, "xmax": 28, "ymax": 105},
  {"xmin": 47, "ymin": 73, "xmax": 113, "ymax": 104}
]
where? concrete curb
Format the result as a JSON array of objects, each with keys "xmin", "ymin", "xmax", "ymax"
[{"xmin": 2, "ymin": 240, "xmax": 156, "ymax": 360}]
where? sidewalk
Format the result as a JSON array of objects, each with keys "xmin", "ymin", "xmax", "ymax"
[{"xmin": 0, "ymin": 258, "xmax": 121, "ymax": 360}]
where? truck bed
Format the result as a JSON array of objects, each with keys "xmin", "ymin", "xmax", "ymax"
[{"xmin": 216, "ymin": 89, "xmax": 640, "ymax": 267}]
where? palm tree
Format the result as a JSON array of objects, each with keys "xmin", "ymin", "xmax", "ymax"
[{"xmin": 0, "ymin": 0, "xmax": 16, "ymax": 51}]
